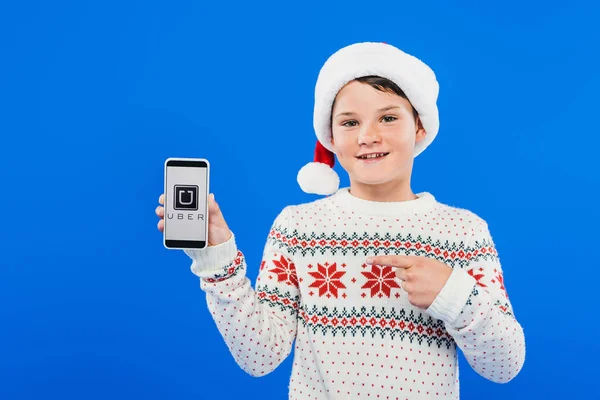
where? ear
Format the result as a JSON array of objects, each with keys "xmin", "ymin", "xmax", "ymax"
[{"xmin": 415, "ymin": 116, "xmax": 427, "ymax": 143}]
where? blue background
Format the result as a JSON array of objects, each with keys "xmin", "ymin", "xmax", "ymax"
[{"xmin": 2, "ymin": 0, "xmax": 599, "ymax": 398}]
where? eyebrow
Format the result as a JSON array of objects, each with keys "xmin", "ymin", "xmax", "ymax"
[{"xmin": 334, "ymin": 105, "xmax": 401, "ymax": 119}]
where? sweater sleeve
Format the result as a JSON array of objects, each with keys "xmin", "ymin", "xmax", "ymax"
[
  {"xmin": 183, "ymin": 206, "xmax": 300, "ymax": 377},
  {"xmin": 425, "ymin": 218, "xmax": 526, "ymax": 383}
]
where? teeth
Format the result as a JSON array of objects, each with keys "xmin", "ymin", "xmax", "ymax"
[{"xmin": 360, "ymin": 153, "xmax": 387, "ymax": 159}]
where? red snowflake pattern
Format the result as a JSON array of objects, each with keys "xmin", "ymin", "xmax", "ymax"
[
  {"xmin": 496, "ymin": 272, "xmax": 508, "ymax": 298},
  {"xmin": 361, "ymin": 265, "xmax": 401, "ymax": 298},
  {"xmin": 308, "ymin": 263, "xmax": 346, "ymax": 298},
  {"xmin": 467, "ymin": 268, "xmax": 487, "ymax": 287},
  {"xmin": 268, "ymin": 254, "xmax": 299, "ymax": 288}
]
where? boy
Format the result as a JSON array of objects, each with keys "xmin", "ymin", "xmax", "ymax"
[{"xmin": 156, "ymin": 42, "xmax": 526, "ymax": 399}]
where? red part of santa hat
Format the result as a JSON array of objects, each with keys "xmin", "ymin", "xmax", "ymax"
[{"xmin": 314, "ymin": 140, "xmax": 335, "ymax": 168}]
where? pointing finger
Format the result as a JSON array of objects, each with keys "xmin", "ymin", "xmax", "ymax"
[
  {"xmin": 395, "ymin": 268, "xmax": 408, "ymax": 281},
  {"xmin": 366, "ymin": 255, "xmax": 417, "ymax": 269}
]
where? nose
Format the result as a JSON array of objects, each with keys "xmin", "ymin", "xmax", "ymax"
[{"xmin": 358, "ymin": 124, "xmax": 381, "ymax": 145}]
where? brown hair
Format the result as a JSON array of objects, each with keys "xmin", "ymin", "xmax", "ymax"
[{"xmin": 330, "ymin": 75, "xmax": 419, "ymax": 127}]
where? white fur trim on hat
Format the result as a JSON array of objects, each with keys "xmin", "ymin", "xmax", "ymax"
[
  {"xmin": 297, "ymin": 161, "xmax": 340, "ymax": 195},
  {"xmin": 313, "ymin": 42, "xmax": 440, "ymax": 157}
]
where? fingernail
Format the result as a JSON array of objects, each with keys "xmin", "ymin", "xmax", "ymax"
[{"xmin": 366, "ymin": 257, "xmax": 373, "ymax": 264}]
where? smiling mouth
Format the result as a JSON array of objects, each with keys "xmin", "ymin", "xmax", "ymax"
[{"xmin": 357, "ymin": 152, "xmax": 389, "ymax": 160}]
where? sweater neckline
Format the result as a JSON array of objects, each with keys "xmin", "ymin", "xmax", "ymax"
[{"xmin": 332, "ymin": 187, "xmax": 438, "ymax": 217}]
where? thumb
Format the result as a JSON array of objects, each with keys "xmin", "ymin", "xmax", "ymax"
[{"xmin": 208, "ymin": 193, "xmax": 224, "ymax": 220}]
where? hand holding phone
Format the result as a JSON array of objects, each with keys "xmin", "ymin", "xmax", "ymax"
[{"xmin": 158, "ymin": 158, "xmax": 232, "ymax": 249}]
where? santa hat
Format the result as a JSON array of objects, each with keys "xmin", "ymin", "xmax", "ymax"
[{"xmin": 297, "ymin": 42, "xmax": 440, "ymax": 196}]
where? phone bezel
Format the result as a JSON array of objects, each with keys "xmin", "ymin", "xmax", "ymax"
[{"xmin": 163, "ymin": 157, "xmax": 210, "ymax": 250}]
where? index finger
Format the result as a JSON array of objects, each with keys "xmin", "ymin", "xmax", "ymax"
[
  {"xmin": 159, "ymin": 193, "xmax": 164, "ymax": 205},
  {"xmin": 366, "ymin": 255, "xmax": 417, "ymax": 268}
]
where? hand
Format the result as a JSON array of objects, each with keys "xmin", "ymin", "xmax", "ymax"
[
  {"xmin": 366, "ymin": 255, "xmax": 453, "ymax": 309},
  {"xmin": 156, "ymin": 193, "xmax": 233, "ymax": 247}
]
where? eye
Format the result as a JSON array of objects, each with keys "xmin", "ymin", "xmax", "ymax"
[
  {"xmin": 342, "ymin": 120, "xmax": 358, "ymax": 127},
  {"xmin": 381, "ymin": 115, "xmax": 397, "ymax": 123}
]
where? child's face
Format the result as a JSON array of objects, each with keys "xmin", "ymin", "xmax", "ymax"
[{"xmin": 330, "ymin": 80, "xmax": 426, "ymax": 189}]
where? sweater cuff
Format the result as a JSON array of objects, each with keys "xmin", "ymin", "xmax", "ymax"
[
  {"xmin": 426, "ymin": 267, "xmax": 477, "ymax": 326},
  {"xmin": 184, "ymin": 233, "xmax": 238, "ymax": 279}
]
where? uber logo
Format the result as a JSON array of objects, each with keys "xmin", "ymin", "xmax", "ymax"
[{"xmin": 174, "ymin": 185, "xmax": 198, "ymax": 210}]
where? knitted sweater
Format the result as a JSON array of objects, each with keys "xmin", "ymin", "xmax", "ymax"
[{"xmin": 185, "ymin": 188, "xmax": 526, "ymax": 400}]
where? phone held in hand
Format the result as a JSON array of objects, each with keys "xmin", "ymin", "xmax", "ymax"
[{"xmin": 163, "ymin": 157, "xmax": 210, "ymax": 250}]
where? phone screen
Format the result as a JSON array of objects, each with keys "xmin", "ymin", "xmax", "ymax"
[{"xmin": 164, "ymin": 159, "xmax": 209, "ymax": 249}]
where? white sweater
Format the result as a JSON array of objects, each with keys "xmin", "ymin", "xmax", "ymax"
[{"xmin": 185, "ymin": 188, "xmax": 526, "ymax": 399}]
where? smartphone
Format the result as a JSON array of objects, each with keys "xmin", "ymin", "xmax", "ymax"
[{"xmin": 163, "ymin": 157, "xmax": 210, "ymax": 250}]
